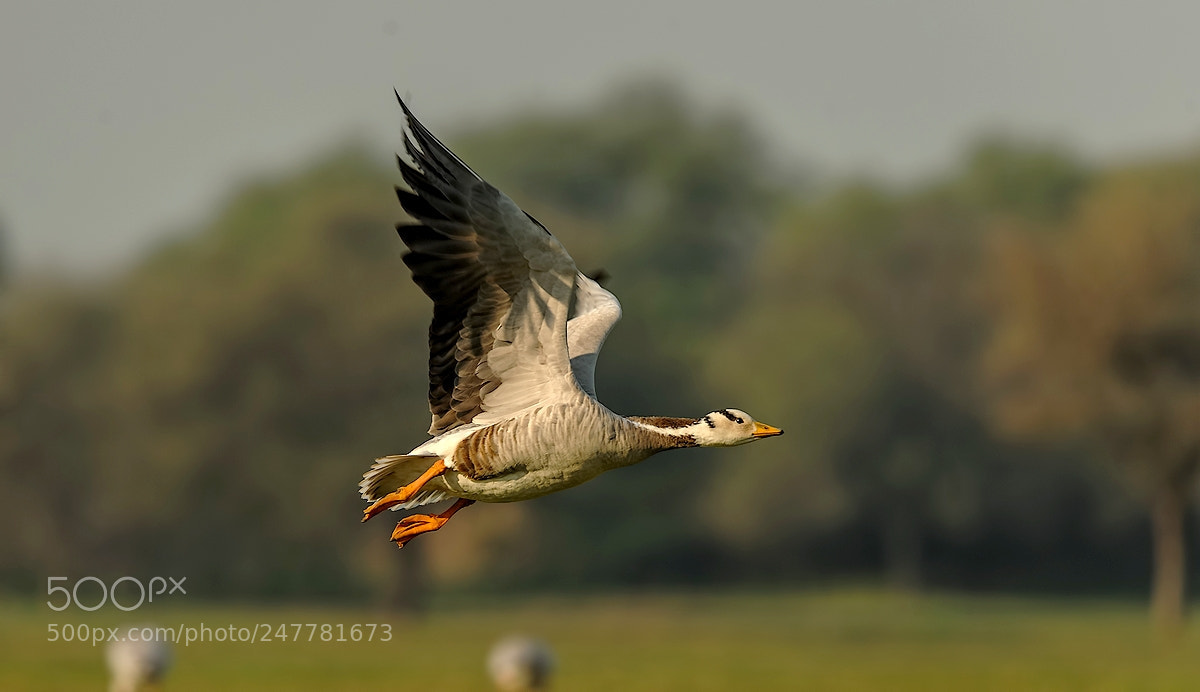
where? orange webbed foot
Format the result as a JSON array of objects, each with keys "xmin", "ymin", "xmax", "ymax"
[{"xmin": 390, "ymin": 498, "xmax": 475, "ymax": 549}]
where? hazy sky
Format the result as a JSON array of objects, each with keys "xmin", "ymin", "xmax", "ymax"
[{"xmin": 3, "ymin": 1, "xmax": 1199, "ymax": 272}]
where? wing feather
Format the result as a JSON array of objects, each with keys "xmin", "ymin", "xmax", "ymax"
[{"xmin": 394, "ymin": 95, "xmax": 580, "ymax": 435}]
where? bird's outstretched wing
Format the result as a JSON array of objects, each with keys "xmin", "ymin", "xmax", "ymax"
[{"xmin": 394, "ymin": 94, "xmax": 581, "ymax": 435}]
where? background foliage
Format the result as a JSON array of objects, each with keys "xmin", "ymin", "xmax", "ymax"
[{"xmin": 2, "ymin": 82, "xmax": 1197, "ymax": 619}]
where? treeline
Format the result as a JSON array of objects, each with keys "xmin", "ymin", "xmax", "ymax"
[{"xmin": 1, "ymin": 82, "xmax": 1197, "ymax": 628}]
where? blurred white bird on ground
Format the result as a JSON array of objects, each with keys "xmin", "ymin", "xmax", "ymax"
[
  {"xmin": 488, "ymin": 635, "xmax": 555, "ymax": 691},
  {"xmin": 106, "ymin": 628, "xmax": 172, "ymax": 692}
]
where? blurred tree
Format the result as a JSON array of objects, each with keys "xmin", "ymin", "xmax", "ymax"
[
  {"xmin": 831, "ymin": 376, "xmax": 990, "ymax": 590},
  {"xmin": 0, "ymin": 287, "xmax": 114, "ymax": 587},
  {"xmin": 820, "ymin": 142, "xmax": 1092, "ymax": 587},
  {"xmin": 766, "ymin": 181, "xmax": 991, "ymax": 589},
  {"xmin": 982, "ymin": 158, "xmax": 1200, "ymax": 634},
  {"xmin": 955, "ymin": 136, "xmax": 1088, "ymax": 222},
  {"xmin": 705, "ymin": 138, "xmax": 1101, "ymax": 590}
]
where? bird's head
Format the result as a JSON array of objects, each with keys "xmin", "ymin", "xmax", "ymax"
[{"xmin": 693, "ymin": 409, "xmax": 783, "ymax": 447}]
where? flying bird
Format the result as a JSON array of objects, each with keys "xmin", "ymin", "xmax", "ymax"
[{"xmin": 360, "ymin": 93, "xmax": 783, "ymax": 548}]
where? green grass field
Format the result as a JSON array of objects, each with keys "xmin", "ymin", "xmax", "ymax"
[{"xmin": 2, "ymin": 590, "xmax": 1197, "ymax": 691}]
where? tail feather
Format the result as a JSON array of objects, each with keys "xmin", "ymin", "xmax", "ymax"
[{"xmin": 359, "ymin": 454, "xmax": 449, "ymax": 511}]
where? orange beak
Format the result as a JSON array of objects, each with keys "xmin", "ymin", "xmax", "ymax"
[{"xmin": 752, "ymin": 421, "xmax": 783, "ymax": 438}]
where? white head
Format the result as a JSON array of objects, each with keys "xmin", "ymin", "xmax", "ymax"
[{"xmin": 692, "ymin": 409, "xmax": 783, "ymax": 447}]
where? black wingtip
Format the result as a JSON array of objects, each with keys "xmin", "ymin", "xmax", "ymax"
[
  {"xmin": 395, "ymin": 89, "xmax": 419, "ymax": 139},
  {"xmin": 393, "ymin": 90, "xmax": 424, "ymax": 158},
  {"xmin": 394, "ymin": 87, "xmax": 412, "ymax": 116}
]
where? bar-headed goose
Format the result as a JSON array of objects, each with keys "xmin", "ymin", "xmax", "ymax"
[{"xmin": 360, "ymin": 94, "xmax": 783, "ymax": 547}]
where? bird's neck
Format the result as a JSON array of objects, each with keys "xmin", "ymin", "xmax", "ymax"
[{"xmin": 625, "ymin": 416, "xmax": 703, "ymax": 449}]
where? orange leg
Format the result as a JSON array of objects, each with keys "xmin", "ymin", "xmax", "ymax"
[
  {"xmin": 390, "ymin": 498, "xmax": 475, "ymax": 548},
  {"xmin": 362, "ymin": 459, "xmax": 447, "ymax": 523}
]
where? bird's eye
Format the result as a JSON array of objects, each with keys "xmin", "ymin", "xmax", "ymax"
[{"xmin": 735, "ymin": 417, "xmax": 744, "ymax": 424}]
